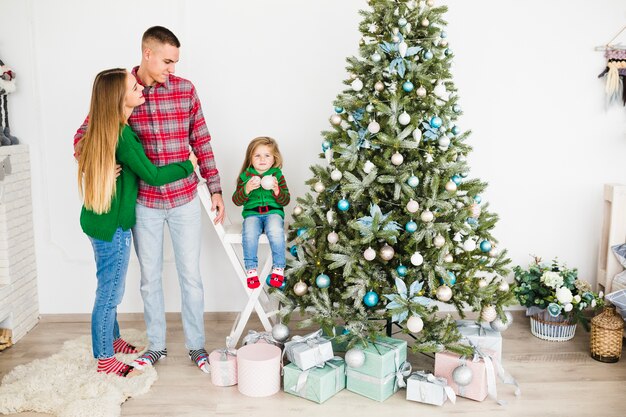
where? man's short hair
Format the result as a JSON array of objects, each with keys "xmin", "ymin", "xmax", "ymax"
[{"xmin": 142, "ymin": 26, "xmax": 181, "ymax": 48}]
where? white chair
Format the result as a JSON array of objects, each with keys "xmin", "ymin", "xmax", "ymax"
[{"xmin": 197, "ymin": 184, "xmax": 279, "ymax": 347}]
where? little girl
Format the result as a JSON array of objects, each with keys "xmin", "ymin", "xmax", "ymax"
[{"xmin": 232, "ymin": 137, "xmax": 290, "ymax": 289}]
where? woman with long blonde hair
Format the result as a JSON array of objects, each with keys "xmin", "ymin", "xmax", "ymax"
[{"xmin": 78, "ymin": 68, "xmax": 197, "ymax": 377}]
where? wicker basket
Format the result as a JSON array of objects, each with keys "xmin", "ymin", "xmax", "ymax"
[
  {"xmin": 530, "ymin": 310, "xmax": 577, "ymax": 342},
  {"xmin": 590, "ymin": 305, "xmax": 624, "ymax": 363}
]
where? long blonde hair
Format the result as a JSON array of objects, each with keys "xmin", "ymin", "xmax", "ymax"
[
  {"xmin": 238, "ymin": 136, "xmax": 283, "ymax": 177},
  {"xmin": 77, "ymin": 68, "xmax": 127, "ymax": 214}
]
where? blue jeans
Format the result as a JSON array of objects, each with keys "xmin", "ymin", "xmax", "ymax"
[
  {"xmin": 242, "ymin": 213, "xmax": 286, "ymax": 271},
  {"xmin": 90, "ymin": 227, "xmax": 132, "ymax": 359},
  {"xmin": 132, "ymin": 196, "xmax": 204, "ymax": 351}
]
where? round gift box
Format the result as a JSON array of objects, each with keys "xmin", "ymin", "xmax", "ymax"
[
  {"xmin": 209, "ymin": 349, "xmax": 238, "ymax": 386},
  {"xmin": 237, "ymin": 343, "xmax": 282, "ymax": 397}
]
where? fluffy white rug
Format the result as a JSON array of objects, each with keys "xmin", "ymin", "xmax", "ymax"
[{"xmin": 0, "ymin": 329, "xmax": 157, "ymax": 417}]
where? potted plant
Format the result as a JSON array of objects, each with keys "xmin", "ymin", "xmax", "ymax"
[{"xmin": 513, "ymin": 256, "xmax": 603, "ymax": 341}]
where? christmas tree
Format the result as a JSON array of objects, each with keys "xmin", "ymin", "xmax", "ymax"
[{"xmin": 278, "ymin": 0, "xmax": 515, "ymax": 354}]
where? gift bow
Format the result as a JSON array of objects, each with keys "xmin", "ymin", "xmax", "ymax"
[
  {"xmin": 242, "ymin": 330, "xmax": 279, "ymax": 346},
  {"xmin": 291, "ymin": 356, "xmax": 344, "ymax": 400},
  {"xmin": 394, "ymin": 361, "xmax": 413, "ymax": 389},
  {"xmin": 457, "ymin": 320, "xmax": 488, "ymax": 337},
  {"xmin": 409, "ymin": 371, "xmax": 457, "ymax": 404},
  {"xmin": 465, "ymin": 343, "xmax": 521, "ymax": 405},
  {"xmin": 216, "ymin": 347, "xmax": 237, "ymax": 361}
]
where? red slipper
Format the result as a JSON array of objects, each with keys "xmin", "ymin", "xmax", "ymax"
[
  {"xmin": 247, "ymin": 275, "xmax": 260, "ymax": 289},
  {"xmin": 269, "ymin": 273, "xmax": 284, "ymax": 288}
]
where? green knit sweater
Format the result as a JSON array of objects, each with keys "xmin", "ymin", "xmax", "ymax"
[
  {"xmin": 80, "ymin": 125, "xmax": 194, "ymax": 241},
  {"xmin": 232, "ymin": 167, "xmax": 290, "ymax": 218}
]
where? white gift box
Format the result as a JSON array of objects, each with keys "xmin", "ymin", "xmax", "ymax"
[
  {"xmin": 406, "ymin": 371, "xmax": 456, "ymax": 406},
  {"xmin": 456, "ymin": 320, "xmax": 502, "ymax": 361},
  {"xmin": 284, "ymin": 330, "xmax": 334, "ymax": 371}
]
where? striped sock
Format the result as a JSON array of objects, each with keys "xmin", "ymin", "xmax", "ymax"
[
  {"xmin": 189, "ymin": 348, "xmax": 210, "ymax": 374},
  {"xmin": 97, "ymin": 357, "xmax": 135, "ymax": 377},
  {"xmin": 133, "ymin": 348, "xmax": 167, "ymax": 370},
  {"xmin": 113, "ymin": 338, "xmax": 138, "ymax": 354}
]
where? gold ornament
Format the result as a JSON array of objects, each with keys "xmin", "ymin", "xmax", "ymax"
[{"xmin": 294, "ymin": 281, "xmax": 308, "ymax": 296}]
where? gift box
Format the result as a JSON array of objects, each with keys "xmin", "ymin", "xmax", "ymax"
[
  {"xmin": 350, "ymin": 336, "xmax": 407, "ymax": 379},
  {"xmin": 283, "ymin": 357, "xmax": 346, "ymax": 403},
  {"xmin": 322, "ymin": 326, "xmax": 350, "ymax": 353},
  {"xmin": 406, "ymin": 371, "xmax": 456, "ymax": 406},
  {"xmin": 434, "ymin": 350, "xmax": 496, "ymax": 402},
  {"xmin": 237, "ymin": 343, "xmax": 282, "ymax": 397},
  {"xmin": 284, "ymin": 330, "xmax": 334, "ymax": 371},
  {"xmin": 209, "ymin": 348, "xmax": 237, "ymax": 387},
  {"xmin": 456, "ymin": 320, "xmax": 502, "ymax": 361}
]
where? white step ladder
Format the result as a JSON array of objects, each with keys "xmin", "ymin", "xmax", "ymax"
[{"xmin": 197, "ymin": 184, "xmax": 279, "ymax": 347}]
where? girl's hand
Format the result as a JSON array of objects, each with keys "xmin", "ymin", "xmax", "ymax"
[
  {"xmin": 189, "ymin": 151, "xmax": 198, "ymax": 169},
  {"xmin": 246, "ymin": 176, "xmax": 261, "ymax": 194},
  {"xmin": 272, "ymin": 177, "xmax": 280, "ymax": 196}
]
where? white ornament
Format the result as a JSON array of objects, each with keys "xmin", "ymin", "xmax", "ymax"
[
  {"xmin": 371, "ymin": 52, "xmax": 382, "ymax": 62},
  {"xmin": 420, "ymin": 210, "xmax": 434, "ymax": 222},
  {"xmin": 433, "ymin": 82, "xmax": 447, "ymax": 99},
  {"xmin": 327, "ymin": 231, "xmax": 339, "ymax": 244},
  {"xmin": 345, "ymin": 348, "xmax": 366, "ymax": 368},
  {"xmin": 498, "ymin": 280, "xmax": 510, "ymax": 292},
  {"xmin": 436, "ymin": 285, "xmax": 452, "ymax": 302},
  {"xmin": 271, "ymin": 323, "xmax": 290, "ymax": 342},
  {"xmin": 391, "ymin": 152, "xmax": 404, "ymax": 166},
  {"xmin": 314, "ymin": 182, "xmax": 325, "ymax": 193},
  {"xmin": 380, "ymin": 245, "xmax": 395, "ymax": 261},
  {"xmin": 421, "ymin": 18, "xmax": 430, "ymax": 27},
  {"xmin": 425, "ymin": 154, "xmax": 434, "ymax": 163},
  {"xmin": 261, "ymin": 175, "xmax": 275, "ymax": 190},
  {"xmin": 440, "ymin": 40, "xmax": 448, "ymax": 47},
  {"xmin": 363, "ymin": 160, "xmax": 375, "ymax": 174},
  {"xmin": 349, "ymin": 73, "xmax": 357, "ymax": 80},
  {"xmin": 410, "ymin": 252, "xmax": 424, "ymax": 266},
  {"xmin": 398, "ymin": 111, "xmax": 411, "ymax": 125},
  {"xmin": 463, "ymin": 239, "xmax": 476, "ymax": 252},
  {"xmin": 326, "ymin": 210, "xmax": 336, "ymax": 225},
  {"xmin": 325, "ymin": 149, "xmax": 334, "ymax": 164},
  {"xmin": 453, "ymin": 232, "xmax": 463, "ymax": 242},
  {"xmin": 438, "ymin": 136, "xmax": 450, "ymax": 148},
  {"xmin": 444, "ymin": 253, "xmax": 453, "ymax": 263},
  {"xmin": 351, "ymin": 79, "xmax": 364, "ymax": 91},
  {"xmin": 407, "ymin": 315, "xmax": 424, "ymax": 333},
  {"xmin": 330, "ymin": 114, "xmax": 342, "ymax": 126},
  {"xmin": 445, "ymin": 181, "xmax": 457, "ymax": 192},
  {"xmin": 452, "ymin": 365, "xmax": 473, "ymax": 386},
  {"xmin": 481, "ymin": 305, "xmax": 498, "ymax": 323},
  {"xmin": 456, "ymin": 202, "xmax": 464, "ymax": 209},
  {"xmin": 478, "ymin": 279, "xmax": 488, "ymax": 288},
  {"xmin": 293, "ymin": 206, "xmax": 303, "ymax": 216},
  {"xmin": 330, "ymin": 169, "xmax": 343, "ymax": 181},
  {"xmin": 433, "ymin": 235, "xmax": 445, "ymax": 248},
  {"xmin": 368, "ymin": 23, "xmax": 378, "ymax": 33},
  {"xmin": 427, "ymin": 0, "xmax": 436, "ymax": 6},
  {"xmin": 489, "ymin": 248, "xmax": 499, "ymax": 258},
  {"xmin": 406, "ymin": 199, "xmax": 420, "ymax": 213},
  {"xmin": 412, "ymin": 128, "xmax": 422, "ymax": 141},
  {"xmin": 366, "ymin": 104, "xmax": 375, "ymax": 112},
  {"xmin": 368, "ymin": 121, "xmax": 381, "ymax": 134},
  {"xmin": 392, "ymin": 35, "xmax": 400, "ymax": 43},
  {"xmin": 399, "ymin": 41, "xmax": 408, "ymax": 58},
  {"xmin": 470, "ymin": 203, "xmax": 481, "ymax": 218},
  {"xmin": 490, "ymin": 311, "xmax": 513, "ymax": 332},
  {"xmin": 416, "ymin": 86, "xmax": 427, "ymax": 97},
  {"xmin": 364, "ymin": 247, "xmax": 376, "ymax": 261},
  {"xmin": 374, "ymin": 81, "xmax": 385, "ymax": 92}
]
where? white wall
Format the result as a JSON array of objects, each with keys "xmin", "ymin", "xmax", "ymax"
[{"xmin": 0, "ymin": 0, "xmax": 624, "ymax": 314}]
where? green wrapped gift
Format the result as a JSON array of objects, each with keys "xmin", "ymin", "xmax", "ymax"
[
  {"xmin": 346, "ymin": 360, "xmax": 411, "ymax": 402},
  {"xmin": 349, "ymin": 336, "xmax": 407, "ymax": 379},
  {"xmin": 283, "ymin": 358, "xmax": 346, "ymax": 404}
]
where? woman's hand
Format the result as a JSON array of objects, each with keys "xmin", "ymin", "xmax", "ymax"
[{"xmin": 189, "ymin": 151, "xmax": 198, "ymax": 170}]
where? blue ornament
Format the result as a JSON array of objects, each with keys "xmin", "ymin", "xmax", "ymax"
[
  {"xmin": 316, "ymin": 274, "xmax": 331, "ymax": 288},
  {"xmin": 452, "ymin": 104, "xmax": 461, "ymax": 113},
  {"xmin": 334, "ymin": 106, "xmax": 344, "ymax": 114},
  {"xmin": 440, "ymin": 31, "xmax": 448, "ymax": 38},
  {"xmin": 342, "ymin": 328, "xmax": 350, "ymax": 334},
  {"xmin": 439, "ymin": 271, "xmax": 456, "ymax": 286},
  {"xmin": 466, "ymin": 217, "xmax": 478, "ymax": 226},
  {"xmin": 451, "ymin": 125, "xmax": 460, "ymax": 135},
  {"xmin": 444, "ymin": 48, "xmax": 451, "ymax": 56},
  {"xmin": 451, "ymin": 174, "xmax": 462, "ymax": 185},
  {"xmin": 363, "ymin": 291, "xmax": 379, "ymax": 307},
  {"xmin": 402, "ymin": 81, "xmax": 414, "ymax": 92},
  {"xmin": 321, "ymin": 140, "xmax": 331, "ymax": 151},
  {"xmin": 474, "ymin": 195, "xmax": 482, "ymax": 204},
  {"xmin": 424, "ymin": 50, "xmax": 433, "ymax": 60},
  {"xmin": 407, "ymin": 176, "xmax": 420, "ymax": 188},
  {"xmin": 405, "ymin": 220, "xmax": 418, "ymax": 233},
  {"xmin": 398, "ymin": 17, "xmax": 407, "ymax": 27},
  {"xmin": 396, "ymin": 265, "xmax": 408, "ymax": 277},
  {"xmin": 430, "ymin": 116, "xmax": 443, "ymax": 129},
  {"xmin": 297, "ymin": 228, "xmax": 307, "ymax": 237},
  {"xmin": 266, "ymin": 275, "xmax": 272, "ymax": 286},
  {"xmin": 460, "ymin": 172, "xmax": 468, "ymax": 178},
  {"xmin": 337, "ymin": 199, "xmax": 350, "ymax": 211},
  {"xmin": 289, "ymin": 246, "xmax": 298, "ymax": 256},
  {"xmin": 479, "ymin": 240, "xmax": 492, "ymax": 253}
]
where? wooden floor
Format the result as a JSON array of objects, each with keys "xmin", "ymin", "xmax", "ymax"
[{"xmin": 1, "ymin": 311, "xmax": 625, "ymax": 417}]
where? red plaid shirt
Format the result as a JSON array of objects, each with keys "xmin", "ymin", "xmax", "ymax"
[{"xmin": 74, "ymin": 66, "xmax": 222, "ymax": 209}]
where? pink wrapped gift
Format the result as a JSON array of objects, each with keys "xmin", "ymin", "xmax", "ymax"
[
  {"xmin": 434, "ymin": 349, "xmax": 520, "ymax": 403},
  {"xmin": 237, "ymin": 343, "xmax": 282, "ymax": 397},
  {"xmin": 209, "ymin": 348, "xmax": 237, "ymax": 387}
]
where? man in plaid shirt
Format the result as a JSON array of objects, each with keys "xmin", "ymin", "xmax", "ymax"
[{"xmin": 74, "ymin": 26, "xmax": 223, "ymax": 373}]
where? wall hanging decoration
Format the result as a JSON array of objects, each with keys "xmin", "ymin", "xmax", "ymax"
[
  {"xmin": 0, "ymin": 58, "xmax": 19, "ymax": 146},
  {"xmin": 597, "ymin": 26, "xmax": 626, "ymax": 106}
]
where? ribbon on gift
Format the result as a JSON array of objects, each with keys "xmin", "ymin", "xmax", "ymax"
[
  {"xmin": 468, "ymin": 344, "xmax": 521, "ymax": 405},
  {"xmin": 283, "ymin": 329, "xmax": 328, "ymax": 368},
  {"xmin": 345, "ymin": 360, "xmax": 411, "ymax": 392},
  {"xmin": 409, "ymin": 371, "xmax": 457, "ymax": 404},
  {"xmin": 216, "ymin": 347, "xmax": 237, "ymax": 361},
  {"xmin": 242, "ymin": 330, "xmax": 279, "ymax": 346},
  {"xmin": 290, "ymin": 356, "xmax": 344, "ymax": 401},
  {"xmin": 457, "ymin": 320, "xmax": 487, "ymax": 337}
]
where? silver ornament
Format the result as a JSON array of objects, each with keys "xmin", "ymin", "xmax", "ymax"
[
  {"xmin": 330, "ymin": 169, "xmax": 343, "ymax": 181},
  {"xmin": 330, "ymin": 114, "xmax": 342, "ymax": 126},
  {"xmin": 314, "ymin": 182, "xmax": 325, "ymax": 193},
  {"xmin": 407, "ymin": 315, "xmax": 424, "ymax": 333},
  {"xmin": 293, "ymin": 281, "xmax": 308, "ymax": 296},
  {"xmin": 438, "ymin": 136, "xmax": 451, "ymax": 148},
  {"xmin": 498, "ymin": 280, "xmax": 510, "ymax": 292},
  {"xmin": 490, "ymin": 311, "xmax": 513, "ymax": 332},
  {"xmin": 374, "ymin": 81, "xmax": 385, "ymax": 92},
  {"xmin": 420, "ymin": 210, "xmax": 434, "ymax": 222},
  {"xmin": 380, "ymin": 244, "xmax": 395, "ymax": 261},
  {"xmin": 481, "ymin": 305, "xmax": 497, "ymax": 323},
  {"xmin": 271, "ymin": 323, "xmax": 290, "ymax": 342},
  {"xmin": 436, "ymin": 285, "xmax": 452, "ymax": 302},
  {"xmin": 452, "ymin": 365, "xmax": 473, "ymax": 386},
  {"xmin": 371, "ymin": 52, "xmax": 382, "ymax": 62},
  {"xmin": 293, "ymin": 206, "xmax": 303, "ymax": 216},
  {"xmin": 327, "ymin": 231, "xmax": 339, "ymax": 244},
  {"xmin": 345, "ymin": 348, "xmax": 366, "ymax": 368}
]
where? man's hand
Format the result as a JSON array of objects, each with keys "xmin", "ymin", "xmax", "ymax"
[
  {"xmin": 211, "ymin": 193, "xmax": 226, "ymax": 224},
  {"xmin": 115, "ymin": 164, "xmax": 122, "ymax": 178}
]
